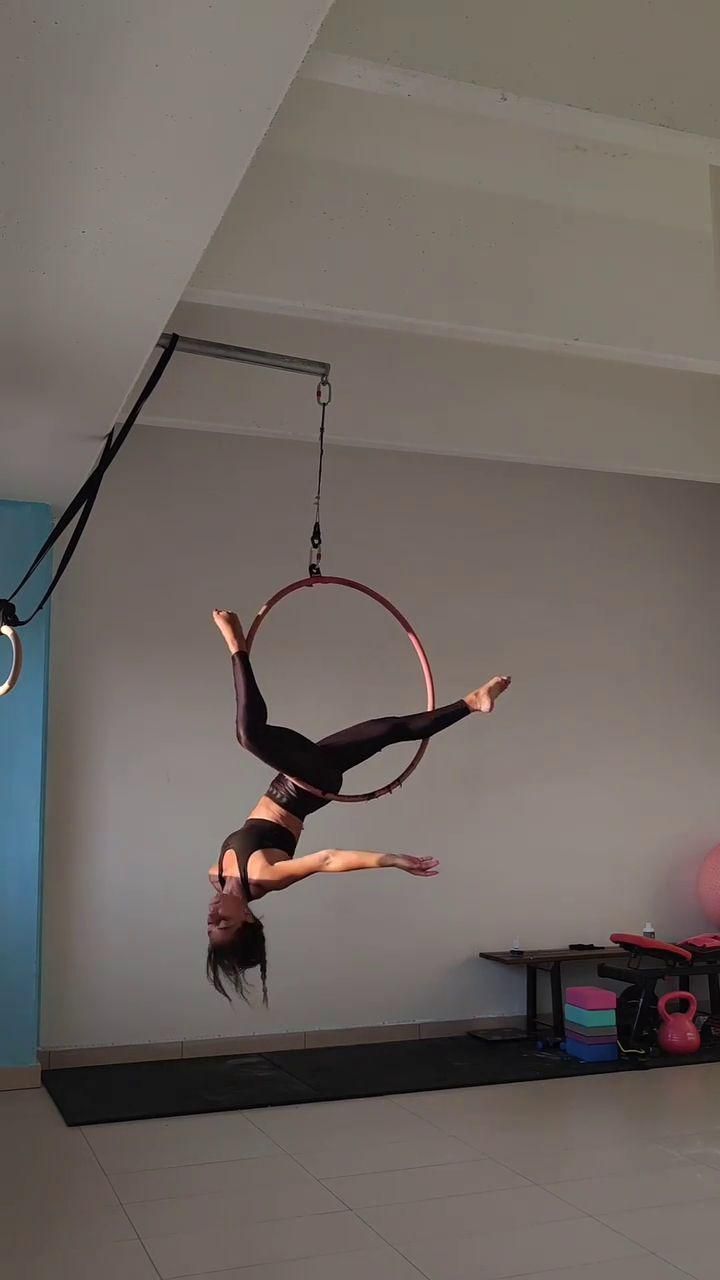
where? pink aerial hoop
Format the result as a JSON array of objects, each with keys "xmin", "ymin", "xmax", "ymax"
[{"xmin": 246, "ymin": 576, "xmax": 436, "ymax": 803}]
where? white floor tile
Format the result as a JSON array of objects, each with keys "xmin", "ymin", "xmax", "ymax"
[
  {"xmin": 358, "ymin": 1183, "xmax": 580, "ymax": 1248},
  {"xmin": 659, "ymin": 1128, "xmax": 720, "ymax": 1167},
  {"xmin": 127, "ymin": 1179, "xmax": 343, "ymax": 1239},
  {"xmin": 0, "ymin": 1135, "xmax": 118, "ymax": 1207},
  {"xmin": 150, "ymin": 1244, "xmax": 424, "ymax": 1280},
  {"xmin": 515, "ymin": 1255, "xmax": 689, "ymax": 1280},
  {"xmin": 0, "ymin": 1121, "xmax": 93, "ymax": 1174},
  {"xmin": 0, "ymin": 1239, "xmax": 159, "ymax": 1280},
  {"xmin": 245, "ymin": 1098, "xmax": 441, "ymax": 1153},
  {"xmin": 625, "ymin": 1104, "xmax": 720, "ymax": 1143},
  {"xmin": 0, "ymin": 1087, "xmax": 67, "ymax": 1134},
  {"xmin": 601, "ymin": 1198, "xmax": 720, "ymax": 1278},
  {"xmin": 1, "ymin": 1202, "xmax": 136, "ymax": 1257},
  {"xmin": 396, "ymin": 1069, "xmax": 720, "ymax": 1156},
  {"xmin": 324, "ymin": 1158, "xmax": 528, "ymax": 1207},
  {"xmin": 110, "ymin": 1152, "xmax": 310, "ymax": 1203},
  {"xmin": 1, "ymin": 1062, "xmax": 717, "ymax": 1280},
  {"xmin": 548, "ymin": 1163, "xmax": 720, "ymax": 1214},
  {"xmin": 493, "ymin": 1139, "xmax": 689, "ymax": 1185},
  {"xmin": 401, "ymin": 1215, "xmax": 643, "ymax": 1280},
  {"xmin": 395, "ymin": 1088, "xmax": 522, "ymax": 1124},
  {"xmin": 83, "ymin": 1110, "xmax": 278, "ymax": 1172},
  {"xmin": 395, "ymin": 1076, "xmax": 646, "ymax": 1128},
  {"xmin": 396, "ymin": 1079, "xmax": 581, "ymax": 1116},
  {"xmin": 294, "ymin": 1135, "xmax": 479, "ymax": 1180},
  {"xmin": 465, "ymin": 1115, "xmax": 655, "ymax": 1160},
  {"xmin": 143, "ymin": 1209, "xmax": 379, "ymax": 1278}
]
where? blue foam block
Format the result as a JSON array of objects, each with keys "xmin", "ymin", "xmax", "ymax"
[{"xmin": 565, "ymin": 1036, "xmax": 618, "ymax": 1063}]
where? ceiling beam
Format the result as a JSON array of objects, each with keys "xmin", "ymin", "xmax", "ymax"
[
  {"xmin": 183, "ymin": 287, "xmax": 720, "ymax": 378},
  {"xmin": 300, "ymin": 52, "xmax": 720, "ymax": 165}
]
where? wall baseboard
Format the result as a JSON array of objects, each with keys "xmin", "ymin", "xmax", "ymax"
[
  {"xmin": 0, "ymin": 1064, "xmax": 42, "ymax": 1091},
  {"xmin": 40, "ymin": 1017, "xmax": 519, "ymax": 1069}
]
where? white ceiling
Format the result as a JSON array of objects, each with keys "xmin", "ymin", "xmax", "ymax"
[
  {"xmin": 0, "ymin": 0, "xmax": 333, "ymax": 504},
  {"xmin": 156, "ymin": 2, "xmax": 720, "ymax": 479},
  {"xmin": 316, "ymin": 0, "xmax": 720, "ymax": 138},
  {"xmin": 189, "ymin": 75, "xmax": 718, "ymax": 368},
  {"xmin": 6, "ymin": 0, "xmax": 720, "ymax": 503}
]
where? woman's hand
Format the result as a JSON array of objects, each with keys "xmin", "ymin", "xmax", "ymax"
[{"xmin": 388, "ymin": 855, "xmax": 440, "ymax": 877}]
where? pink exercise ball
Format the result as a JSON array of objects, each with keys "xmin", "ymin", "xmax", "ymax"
[{"xmin": 698, "ymin": 844, "xmax": 720, "ymax": 924}]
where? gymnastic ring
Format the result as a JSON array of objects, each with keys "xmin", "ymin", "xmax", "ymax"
[
  {"xmin": 246, "ymin": 576, "xmax": 436, "ymax": 803},
  {"xmin": 0, "ymin": 625, "xmax": 23, "ymax": 698}
]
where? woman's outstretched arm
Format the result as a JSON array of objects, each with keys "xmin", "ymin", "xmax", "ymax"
[
  {"xmin": 320, "ymin": 850, "xmax": 439, "ymax": 875},
  {"xmin": 255, "ymin": 849, "xmax": 439, "ymax": 890}
]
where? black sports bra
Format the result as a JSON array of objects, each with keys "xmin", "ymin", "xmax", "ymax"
[{"xmin": 218, "ymin": 818, "xmax": 298, "ymax": 900}]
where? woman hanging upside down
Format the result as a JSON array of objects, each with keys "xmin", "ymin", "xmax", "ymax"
[{"xmin": 208, "ymin": 610, "xmax": 511, "ymax": 1003}]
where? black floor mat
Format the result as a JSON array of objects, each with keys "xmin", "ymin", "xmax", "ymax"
[
  {"xmin": 266, "ymin": 1035, "xmax": 624, "ymax": 1100},
  {"xmin": 42, "ymin": 1053, "xmax": 315, "ymax": 1125},
  {"xmin": 42, "ymin": 1036, "xmax": 720, "ymax": 1127}
]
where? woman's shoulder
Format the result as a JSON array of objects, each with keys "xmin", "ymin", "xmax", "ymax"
[
  {"xmin": 208, "ymin": 847, "xmax": 242, "ymax": 883},
  {"xmin": 211, "ymin": 846, "xmax": 290, "ymax": 876},
  {"xmin": 209, "ymin": 844, "xmax": 293, "ymax": 892},
  {"xmin": 253, "ymin": 846, "xmax": 293, "ymax": 862},
  {"xmin": 246, "ymin": 847, "xmax": 293, "ymax": 894},
  {"xmin": 247, "ymin": 846, "xmax": 292, "ymax": 874}
]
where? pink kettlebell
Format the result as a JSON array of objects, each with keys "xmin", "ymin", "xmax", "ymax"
[{"xmin": 657, "ymin": 992, "xmax": 701, "ymax": 1056}]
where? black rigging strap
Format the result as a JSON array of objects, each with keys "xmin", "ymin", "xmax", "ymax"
[{"xmin": 0, "ymin": 334, "xmax": 179, "ymax": 628}]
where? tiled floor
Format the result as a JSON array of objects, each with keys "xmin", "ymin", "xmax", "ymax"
[{"xmin": 4, "ymin": 1066, "xmax": 720, "ymax": 1278}]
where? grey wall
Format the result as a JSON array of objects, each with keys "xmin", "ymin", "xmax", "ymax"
[{"xmin": 42, "ymin": 426, "xmax": 720, "ymax": 1047}]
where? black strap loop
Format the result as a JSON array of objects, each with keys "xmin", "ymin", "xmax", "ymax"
[
  {"xmin": 4, "ymin": 335, "xmax": 179, "ymax": 625},
  {"xmin": 0, "ymin": 600, "xmax": 19, "ymax": 629}
]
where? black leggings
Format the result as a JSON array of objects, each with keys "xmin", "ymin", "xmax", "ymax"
[{"xmin": 231, "ymin": 650, "xmax": 469, "ymax": 794}]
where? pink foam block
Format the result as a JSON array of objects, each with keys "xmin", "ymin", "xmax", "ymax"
[{"xmin": 565, "ymin": 986, "xmax": 617, "ymax": 1011}]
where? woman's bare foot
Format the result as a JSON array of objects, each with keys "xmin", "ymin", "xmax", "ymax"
[
  {"xmin": 212, "ymin": 609, "xmax": 247, "ymax": 655},
  {"xmin": 464, "ymin": 675, "xmax": 511, "ymax": 714}
]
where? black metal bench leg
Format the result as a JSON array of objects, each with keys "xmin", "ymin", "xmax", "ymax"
[
  {"xmin": 551, "ymin": 962, "xmax": 564, "ymax": 1038},
  {"xmin": 526, "ymin": 965, "xmax": 538, "ymax": 1039}
]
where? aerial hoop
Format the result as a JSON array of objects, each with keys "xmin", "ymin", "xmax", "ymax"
[
  {"xmin": 246, "ymin": 576, "xmax": 436, "ymax": 802},
  {"xmin": 0, "ymin": 625, "xmax": 23, "ymax": 698}
]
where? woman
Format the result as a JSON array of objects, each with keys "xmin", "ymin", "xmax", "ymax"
[{"xmin": 208, "ymin": 609, "xmax": 511, "ymax": 1003}]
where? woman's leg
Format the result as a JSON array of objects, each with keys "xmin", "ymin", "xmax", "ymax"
[
  {"xmin": 316, "ymin": 676, "xmax": 510, "ymax": 773},
  {"xmin": 214, "ymin": 611, "xmax": 340, "ymax": 790},
  {"xmin": 215, "ymin": 611, "xmax": 510, "ymax": 789},
  {"xmin": 231, "ymin": 652, "xmax": 339, "ymax": 786},
  {"xmin": 316, "ymin": 702, "xmax": 469, "ymax": 774}
]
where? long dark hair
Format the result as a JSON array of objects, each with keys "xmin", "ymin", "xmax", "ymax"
[{"xmin": 206, "ymin": 912, "xmax": 269, "ymax": 1005}]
